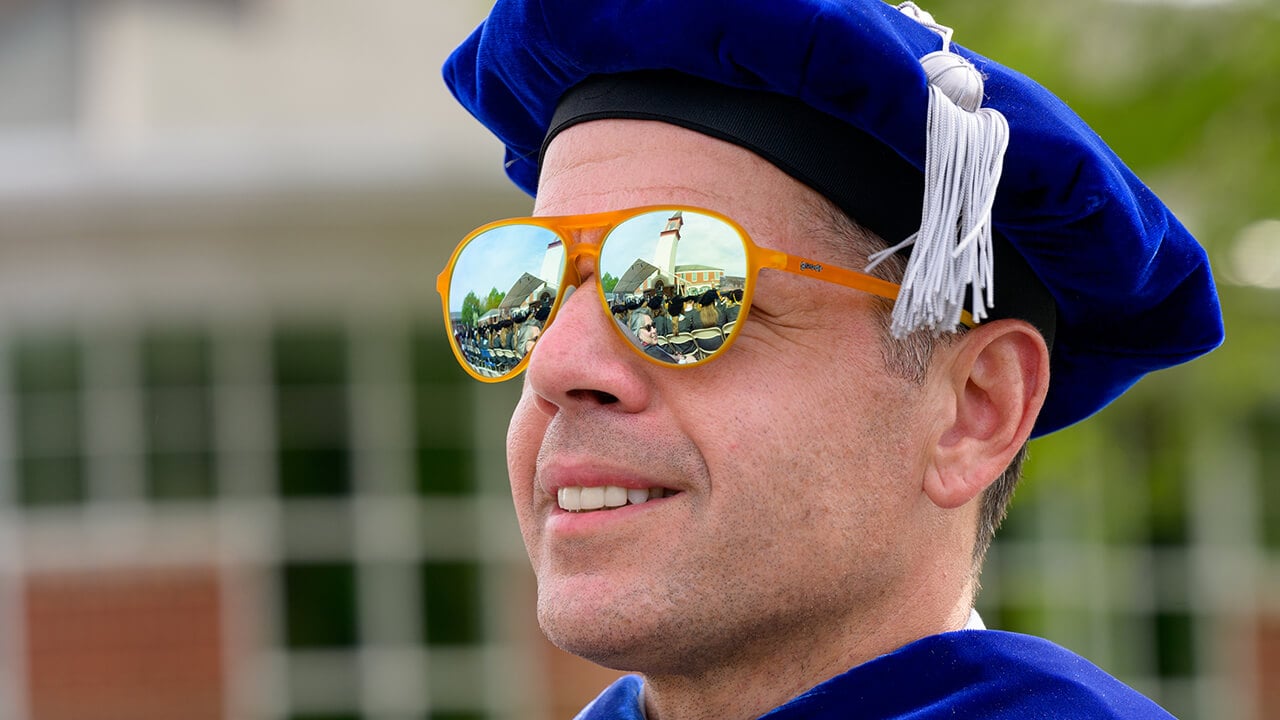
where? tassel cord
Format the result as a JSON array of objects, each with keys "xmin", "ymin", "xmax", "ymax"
[{"xmin": 888, "ymin": 84, "xmax": 1009, "ymax": 336}]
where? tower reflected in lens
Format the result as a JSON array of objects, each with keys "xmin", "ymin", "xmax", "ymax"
[{"xmin": 600, "ymin": 209, "xmax": 747, "ymax": 364}]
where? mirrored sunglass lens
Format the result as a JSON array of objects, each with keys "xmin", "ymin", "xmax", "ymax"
[
  {"xmin": 447, "ymin": 223, "xmax": 564, "ymax": 379},
  {"xmin": 598, "ymin": 209, "xmax": 747, "ymax": 365}
]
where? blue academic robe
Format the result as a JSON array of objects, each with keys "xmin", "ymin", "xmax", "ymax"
[{"xmin": 573, "ymin": 630, "xmax": 1175, "ymax": 719}]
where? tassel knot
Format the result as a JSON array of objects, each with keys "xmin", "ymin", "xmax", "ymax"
[{"xmin": 921, "ymin": 50, "xmax": 984, "ymax": 112}]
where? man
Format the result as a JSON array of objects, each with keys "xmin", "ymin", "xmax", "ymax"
[{"xmin": 436, "ymin": 1, "xmax": 1223, "ymax": 718}]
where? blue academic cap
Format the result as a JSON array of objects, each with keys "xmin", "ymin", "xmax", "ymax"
[{"xmin": 442, "ymin": 0, "xmax": 1224, "ymax": 437}]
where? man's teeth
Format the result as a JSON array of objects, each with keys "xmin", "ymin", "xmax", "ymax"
[{"xmin": 558, "ymin": 486, "xmax": 671, "ymax": 512}]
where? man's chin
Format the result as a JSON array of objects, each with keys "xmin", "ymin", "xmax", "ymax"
[{"xmin": 535, "ymin": 586, "xmax": 690, "ymax": 673}]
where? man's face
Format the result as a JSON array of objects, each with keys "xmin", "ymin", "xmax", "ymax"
[{"xmin": 507, "ymin": 119, "xmax": 944, "ymax": 676}]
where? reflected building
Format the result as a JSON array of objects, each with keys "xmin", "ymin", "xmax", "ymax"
[
  {"xmin": 595, "ymin": 209, "xmax": 728, "ymax": 299},
  {"xmin": 537, "ymin": 237, "xmax": 563, "ymax": 302},
  {"xmin": 658, "ymin": 211, "xmax": 725, "ymax": 297},
  {"xmin": 674, "ymin": 264, "xmax": 724, "ymax": 295},
  {"xmin": 650, "ymin": 211, "xmax": 684, "ymax": 294}
]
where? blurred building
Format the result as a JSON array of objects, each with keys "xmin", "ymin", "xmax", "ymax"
[
  {"xmin": 0, "ymin": 2, "xmax": 1275, "ymax": 720},
  {"xmin": 0, "ymin": 2, "xmax": 624, "ymax": 719}
]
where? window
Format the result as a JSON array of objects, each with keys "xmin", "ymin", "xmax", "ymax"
[
  {"xmin": 2, "ymin": 316, "xmax": 509, "ymax": 719},
  {"xmin": 143, "ymin": 329, "xmax": 216, "ymax": 500},
  {"xmin": 11, "ymin": 332, "xmax": 85, "ymax": 506},
  {"xmin": 274, "ymin": 326, "xmax": 352, "ymax": 497}
]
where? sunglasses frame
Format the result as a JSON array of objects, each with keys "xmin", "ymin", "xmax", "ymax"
[{"xmin": 437, "ymin": 205, "xmax": 905, "ymax": 383}]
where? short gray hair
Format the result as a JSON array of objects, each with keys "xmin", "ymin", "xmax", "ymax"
[
  {"xmin": 801, "ymin": 195, "xmax": 1027, "ymax": 576},
  {"xmin": 628, "ymin": 312, "xmax": 652, "ymax": 337}
]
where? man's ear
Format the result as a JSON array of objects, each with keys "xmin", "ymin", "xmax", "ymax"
[{"xmin": 923, "ymin": 320, "xmax": 1049, "ymax": 510}]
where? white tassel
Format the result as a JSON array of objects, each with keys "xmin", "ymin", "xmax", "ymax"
[{"xmin": 877, "ymin": 4, "xmax": 1010, "ymax": 337}]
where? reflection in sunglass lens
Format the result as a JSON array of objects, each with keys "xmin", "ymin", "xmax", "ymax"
[
  {"xmin": 446, "ymin": 223, "xmax": 564, "ymax": 380},
  {"xmin": 444, "ymin": 208, "xmax": 752, "ymax": 381},
  {"xmin": 599, "ymin": 209, "xmax": 746, "ymax": 363}
]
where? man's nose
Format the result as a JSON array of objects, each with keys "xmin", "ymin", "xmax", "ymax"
[{"xmin": 524, "ymin": 281, "xmax": 654, "ymax": 413}]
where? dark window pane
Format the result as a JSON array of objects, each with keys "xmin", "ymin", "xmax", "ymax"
[
  {"xmin": 147, "ymin": 452, "xmax": 216, "ymax": 500},
  {"xmin": 276, "ymin": 386, "xmax": 351, "ymax": 497},
  {"xmin": 273, "ymin": 326, "xmax": 351, "ymax": 494},
  {"xmin": 279, "ymin": 447, "xmax": 351, "ymax": 497},
  {"xmin": 282, "ymin": 563, "xmax": 358, "ymax": 648},
  {"xmin": 11, "ymin": 333, "xmax": 85, "ymax": 507},
  {"xmin": 142, "ymin": 329, "xmax": 211, "ymax": 387},
  {"xmin": 416, "ymin": 447, "xmax": 474, "ymax": 496},
  {"xmin": 277, "ymin": 388, "xmax": 349, "ymax": 446},
  {"xmin": 1256, "ymin": 409, "xmax": 1280, "ymax": 553},
  {"xmin": 274, "ymin": 327, "xmax": 347, "ymax": 386},
  {"xmin": 15, "ymin": 393, "xmax": 81, "ymax": 456},
  {"xmin": 11, "ymin": 333, "xmax": 79, "ymax": 393},
  {"xmin": 1139, "ymin": 407, "xmax": 1189, "ymax": 547},
  {"xmin": 415, "ymin": 387, "xmax": 470, "ymax": 448},
  {"xmin": 421, "ymin": 562, "xmax": 484, "ymax": 646},
  {"xmin": 146, "ymin": 390, "xmax": 212, "ymax": 452},
  {"xmin": 1154, "ymin": 611, "xmax": 1197, "ymax": 677},
  {"xmin": 415, "ymin": 384, "xmax": 474, "ymax": 496},
  {"xmin": 412, "ymin": 322, "xmax": 461, "ymax": 386},
  {"xmin": 412, "ymin": 320, "xmax": 484, "ymax": 496},
  {"xmin": 289, "ymin": 715, "xmax": 361, "ymax": 720},
  {"xmin": 17, "ymin": 456, "xmax": 84, "ymax": 506},
  {"xmin": 143, "ymin": 332, "xmax": 216, "ymax": 500}
]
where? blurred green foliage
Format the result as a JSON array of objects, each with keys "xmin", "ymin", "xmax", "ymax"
[
  {"xmin": 933, "ymin": 0, "xmax": 1280, "ymax": 245},
  {"xmin": 941, "ymin": 4, "xmax": 1280, "ymax": 712},
  {"xmin": 922, "ymin": 0, "xmax": 1280, "ymax": 513}
]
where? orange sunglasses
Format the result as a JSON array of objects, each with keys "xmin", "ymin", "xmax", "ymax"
[{"xmin": 437, "ymin": 205, "xmax": 905, "ymax": 382}]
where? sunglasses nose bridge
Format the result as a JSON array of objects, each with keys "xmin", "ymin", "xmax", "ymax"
[{"xmin": 560, "ymin": 234, "xmax": 602, "ymax": 288}]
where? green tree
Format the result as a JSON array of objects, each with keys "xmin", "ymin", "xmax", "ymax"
[
  {"xmin": 601, "ymin": 272, "xmax": 619, "ymax": 294},
  {"xmin": 460, "ymin": 287, "xmax": 506, "ymax": 326},
  {"xmin": 460, "ymin": 291, "xmax": 483, "ymax": 326},
  {"xmin": 485, "ymin": 287, "xmax": 504, "ymax": 312}
]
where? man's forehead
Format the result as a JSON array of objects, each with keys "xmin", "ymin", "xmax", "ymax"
[
  {"xmin": 535, "ymin": 120, "xmax": 819, "ymax": 223},
  {"xmin": 536, "ymin": 118, "xmax": 919, "ymax": 283}
]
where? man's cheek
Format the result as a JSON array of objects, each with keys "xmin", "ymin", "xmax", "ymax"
[
  {"xmin": 506, "ymin": 392, "xmax": 542, "ymax": 470},
  {"xmin": 506, "ymin": 392, "xmax": 551, "ymax": 518}
]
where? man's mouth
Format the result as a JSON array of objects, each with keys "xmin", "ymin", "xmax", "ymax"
[{"xmin": 556, "ymin": 486, "xmax": 678, "ymax": 512}]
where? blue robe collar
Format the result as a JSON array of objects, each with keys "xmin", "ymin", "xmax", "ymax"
[{"xmin": 573, "ymin": 630, "xmax": 1174, "ymax": 720}]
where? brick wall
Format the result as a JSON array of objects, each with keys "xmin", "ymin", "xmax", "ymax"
[{"xmin": 23, "ymin": 567, "xmax": 226, "ymax": 720}]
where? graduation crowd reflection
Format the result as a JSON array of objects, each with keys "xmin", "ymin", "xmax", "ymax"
[{"xmin": 451, "ymin": 288, "xmax": 744, "ymax": 376}]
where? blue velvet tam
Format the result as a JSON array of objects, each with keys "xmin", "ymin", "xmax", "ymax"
[{"xmin": 442, "ymin": 0, "xmax": 1224, "ymax": 437}]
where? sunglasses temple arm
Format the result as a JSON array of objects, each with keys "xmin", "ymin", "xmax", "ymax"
[
  {"xmin": 759, "ymin": 249, "xmax": 901, "ymax": 303},
  {"xmin": 761, "ymin": 250, "xmax": 977, "ymax": 326}
]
